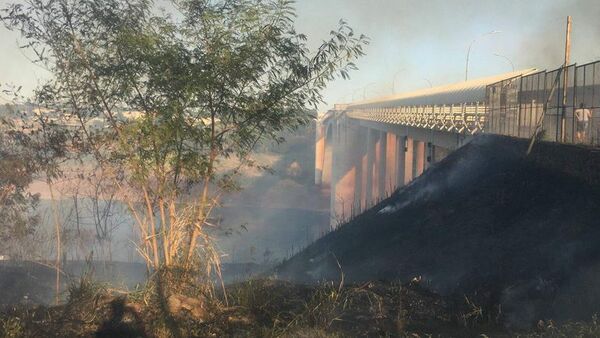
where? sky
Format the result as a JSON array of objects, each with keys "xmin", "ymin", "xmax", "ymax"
[{"xmin": 1, "ymin": 0, "xmax": 600, "ymax": 111}]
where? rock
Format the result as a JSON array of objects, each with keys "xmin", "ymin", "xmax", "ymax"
[
  {"xmin": 167, "ymin": 294, "xmax": 207, "ymax": 321},
  {"xmin": 125, "ymin": 301, "xmax": 143, "ymax": 315},
  {"xmin": 227, "ymin": 315, "xmax": 252, "ymax": 325}
]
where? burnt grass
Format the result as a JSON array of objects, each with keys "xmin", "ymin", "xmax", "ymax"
[
  {"xmin": 0, "ymin": 278, "xmax": 557, "ymax": 337},
  {"xmin": 276, "ymin": 135, "xmax": 600, "ymax": 330},
  {"xmin": 4, "ymin": 135, "xmax": 600, "ymax": 337},
  {"xmin": 3, "ymin": 277, "xmax": 600, "ymax": 337}
]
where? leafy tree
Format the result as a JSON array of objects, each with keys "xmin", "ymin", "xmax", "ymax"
[
  {"xmin": 0, "ymin": 126, "xmax": 40, "ymax": 255},
  {"xmin": 1, "ymin": 0, "xmax": 368, "ymax": 275},
  {"xmin": 0, "ymin": 100, "xmax": 70, "ymax": 304}
]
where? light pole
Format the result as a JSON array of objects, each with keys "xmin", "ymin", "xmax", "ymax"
[
  {"xmin": 351, "ymin": 87, "xmax": 363, "ymax": 101},
  {"xmin": 392, "ymin": 68, "xmax": 406, "ymax": 94},
  {"xmin": 465, "ymin": 30, "xmax": 501, "ymax": 81},
  {"xmin": 336, "ymin": 93, "xmax": 353, "ymax": 103},
  {"xmin": 363, "ymin": 82, "xmax": 376, "ymax": 99},
  {"xmin": 493, "ymin": 53, "xmax": 515, "ymax": 72}
]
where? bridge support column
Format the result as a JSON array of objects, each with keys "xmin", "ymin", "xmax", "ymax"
[
  {"xmin": 360, "ymin": 152, "xmax": 368, "ymax": 209},
  {"xmin": 395, "ymin": 135, "xmax": 406, "ymax": 188},
  {"xmin": 353, "ymin": 127, "xmax": 365, "ymax": 214},
  {"xmin": 425, "ymin": 142, "xmax": 432, "ymax": 170},
  {"xmin": 315, "ymin": 124, "xmax": 326, "ymax": 185},
  {"xmin": 385, "ymin": 133, "xmax": 397, "ymax": 196},
  {"xmin": 332, "ymin": 119, "xmax": 369, "ymax": 225},
  {"xmin": 377, "ymin": 131, "xmax": 387, "ymax": 201},
  {"xmin": 353, "ymin": 161, "xmax": 362, "ymax": 214},
  {"xmin": 404, "ymin": 137, "xmax": 414, "ymax": 183},
  {"xmin": 365, "ymin": 128, "xmax": 376, "ymax": 207},
  {"xmin": 414, "ymin": 140, "xmax": 425, "ymax": 177},
  {"xmin": 433, "ymin": 145, "xmax": 450, "ymax": 162},
  {"xmin": 329, "ymin": 121, "xmax": 339, "ymax": 225}
]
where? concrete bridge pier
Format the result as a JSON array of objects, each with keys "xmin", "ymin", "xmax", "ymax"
[
  {"xmin": 315, "ymin": 68, "xmax": 545, "ymax": 225},
  {"xmin": 395, "ymin": 135, "xmax": 406, "ymax": 187},
  {"xmin": 404, "ymin": 136, "xmax": 414, "ymax": 184},
  {"xmin": 426, "ymin": 142, "xmax": 434, "ymax": 170},
  {"xmin": 353, "ymin": 137, "xmax": 363, "ymax": 215},
  {"xmin": 414, "ymin": 140, "xmax": 426, "ymax": 178},
  {"xmin": 314, "ymin": 124, "xmax": 326, "ymax": 185},
  {"xmin": 318, "ymin": 117, "xmax": 465, "ymax": 226},
  {"xmin": 383, "ymin": 133, "xmax": 397, "ymax": 197},
  {"xmin": 365, "ymin": 128, "xmax": 376, "ymax": 208},
  {"xmin": 327, "ymin": 118, "xmax": 370, "ymax": 224},
  {"xmin": 328, "ymin": 120, "xmax": 338, "ymax": 225},
  {"xmin": 376, "ymin": 131, "xmax": 387, "ymax": 202}
]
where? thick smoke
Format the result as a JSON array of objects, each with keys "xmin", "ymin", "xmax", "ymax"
[
  {"xmin": 292, "ymin": 0, "xmax": 600, "ymax": 110},
  {"xmin": 378, "ymin": 136, "xmax": 499, "ymax": 214},
  {"xmin": 3, "ymin": 1, "xmax": 599, "ymax": 106},
  {"xmin": 214, "ymin": 123, "xmax": 330, "ymax": 265},
  {"xmin": 55, "ymin": 127, "xmax": 324, "ymax": 262}
]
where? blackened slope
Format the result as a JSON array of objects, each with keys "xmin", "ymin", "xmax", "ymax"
[{"xmin": 275, "ymin": 135, "xmax": 600, "ymax": 324}]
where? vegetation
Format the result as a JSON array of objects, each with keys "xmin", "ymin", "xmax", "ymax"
[
  {"xmin": 1, "ymin": 0, "xmax": 366, "ymax": 287},
  {"xmin": 0, "ymin": 100, "xmax": 71, "ymax": 272},
  {"xmin": 0, "ymin": 0, "xmax": 371, "ymax": 336},
  {"xmin": 4, "ymin": 1, "xmax": 596, "ymax": 337},
  {"xmin": 2, "ymin": 274, "xmax": 598, "ymax": 337},
  {"xmin": 0, "ymin": 126, "xmax": 41, "ymax": 255},
  {"xmin": 0, "ymin": 276, "xmax": 495, "ymax": 337}
]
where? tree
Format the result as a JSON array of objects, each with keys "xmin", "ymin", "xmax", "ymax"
[
  {"xmin": 0, "ymin": 102, "xmax": 69, "ymax": 250},
  {"xmin": 0, "ymin": 99, "xmax": 70, "ymax": 303},
  {"xmin": 0, "ymin": 124, "xmax": 40, "ymax": 256},
  {"xmin": 61, "ymin": 165, "xmax": 128, "ymax": 265},
  {"xmin": 1, "ymin": 0, "xmax": 368, "ymax": 277}
]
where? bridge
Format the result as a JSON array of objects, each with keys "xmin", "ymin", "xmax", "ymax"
[{"xmin": 315, "ymin": 60, "xmax": 600, "ymax": 224}]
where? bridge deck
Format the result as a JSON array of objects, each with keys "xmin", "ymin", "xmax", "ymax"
[{"xmin": 336, "ymin": 60, "xmax": 600, "ymax": 146}]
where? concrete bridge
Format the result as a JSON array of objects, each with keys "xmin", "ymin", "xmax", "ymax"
[{"xmin": 316, "ymin": 60, "xmax": 600, "ymax": 224}]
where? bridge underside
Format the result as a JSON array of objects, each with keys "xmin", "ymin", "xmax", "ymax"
[
  {"xmin": 314, "ymin": 70, "xmax": 536, "ymax": 225},
  {"xmin": 317, "ymin": 61, "xmax": 600, "ymax": 224},
  {"xmin": 315, "ymin": 116, "xmax": 471, "ymax": 225}
]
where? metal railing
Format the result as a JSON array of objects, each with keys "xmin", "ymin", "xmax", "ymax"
[
  {"xmin": 346, "ymin": 102, "xmax": 486, "ymax": 135},
  {"xmin": 487, "ymin": 60, "xmax": 600, "ymax": 145},
  {"xmin": 343, "ymin": 60, "xmax": 600, "ymax": 146}
]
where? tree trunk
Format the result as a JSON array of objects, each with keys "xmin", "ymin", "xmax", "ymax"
[{"xmin": 48, "ymin": 180, "xmax": 61, "ymax": 305}]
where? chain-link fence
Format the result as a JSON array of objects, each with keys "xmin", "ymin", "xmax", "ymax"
[{"xmin": 486, "ymin": 61, "xmax": 600, "ymax": 145}]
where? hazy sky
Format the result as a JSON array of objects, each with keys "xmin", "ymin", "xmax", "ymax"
[{"xmin": 1, "ymin": 0, "xmax": 599, "ymax": 110}]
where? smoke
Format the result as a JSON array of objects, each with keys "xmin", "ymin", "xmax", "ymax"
[
  {"xmin": 378, "ymin": 136, "xmax": 502, "ymax": 215},
  {"xmin": 2, "ymin": 0, "xmax": 600, "ymax": 108},
  {"xmin": 210, "ymin": 123, "xmax": 330, "ymax": 265},
  {"xmin": 291, "ymin": 0, "xmax": 600, "ymax": 109}
]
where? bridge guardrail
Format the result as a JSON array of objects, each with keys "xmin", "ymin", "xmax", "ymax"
[
  {"xmin": 487, "ymin": 61, "xmax": 600, "ymax": 146},
  {"xmin": 344, "ymin": 60, "xmax": 600, "ymax": 146},
  {"xmin": 346, "ymin": 102, "xmax": 486, "ymax": 135}
]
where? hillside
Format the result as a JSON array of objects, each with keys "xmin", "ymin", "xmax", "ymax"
[{"xmin": 275, "ymin": 135, "xmax": 600, "ymax": 328}]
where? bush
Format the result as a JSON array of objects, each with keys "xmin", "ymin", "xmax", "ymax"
[{"xmin": 0, "ymin": 317, "xmax": 24, "ymax": 338}]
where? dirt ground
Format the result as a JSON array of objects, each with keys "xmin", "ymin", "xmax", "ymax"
[
  {"xmin": 5, "ymin": 135, "xmax": 600, "ymax": 336},
  {"xmin": 2, "ymin": 278, "xmax": 588, "ymax": 337},
  {"xmin": 276, "ymin": 135, "xmax": 600, "ymax": 329}
]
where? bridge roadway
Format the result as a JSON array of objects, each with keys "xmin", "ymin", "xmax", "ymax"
[{"xmin": 315, "ymin": 68, "xmax": 542, "ymax": 225}]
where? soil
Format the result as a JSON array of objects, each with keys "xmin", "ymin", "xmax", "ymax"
[
  {"xmin": 275, "ymin": 135, "xmax": 600, "ymax": 329},
  {"xmin": 0, "ymin": 279, "xmax": 525, "ymax": 337}
]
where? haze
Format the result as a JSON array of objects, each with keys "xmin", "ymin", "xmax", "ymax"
[{"xmin": 2, "ymin": 0, "xmax": 599, "ymax": 109}]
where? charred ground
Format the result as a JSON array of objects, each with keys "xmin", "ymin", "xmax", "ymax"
[
  {"xmin": 276, "ymin": 135, "xmax": 600, "ymax": 329},
  {"xmin": 4, "ymin": 136, "xmax": 600, "ymax": 336}
]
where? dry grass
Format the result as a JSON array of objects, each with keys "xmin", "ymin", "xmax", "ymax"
[
  {"xmin": 515, "ymin": 315, "xmax": 600, "ymax": 338},
  {"xmin": 2, "ymin": 276, "xmax": 598, "ymax": 337}
]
